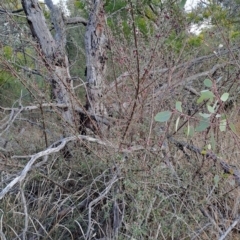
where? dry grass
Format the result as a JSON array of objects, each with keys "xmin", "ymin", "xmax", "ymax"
[{"xmin": 1, "ymin": 3, "xmax": 240, "ymax": 239}]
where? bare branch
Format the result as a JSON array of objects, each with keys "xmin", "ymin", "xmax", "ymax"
[
  {"xmin": 0, "ymin": 8, "xmax": 24, "ymax": 14},
  {"xmin": 66, "ymin": 17, "xmax": 87, "ymax": 26},
  {"xmin": 218, "ymin": 216, "xmax": 240, "ymax": 240},
  {"xmin": 0, "ymin": 134, "xmax": 156, "ymax": 200},
  {"xmin": 168, "ymin": 135, "xmax": 240, "ymax": 186},
  {"xmin": 86, "ymin": 174, "xmax": 119, "ymax": 239},
  {"xmin": 0, "ymin": 103, "xmax": 111, "ymax": 126}
]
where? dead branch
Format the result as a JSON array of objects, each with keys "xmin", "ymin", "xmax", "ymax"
[
  {"xmin": 66, "ymin": 17, "xmax": 87, "ymax": 26},
  {"xmin": 86, "ymin": 173, "xmax": 119, "ymax": 239},
  {"xmin": 218, "ymin": 216, "xmax": 240, "ymax": 240},
  {"xmin": 0, "ymin": 134, "xmax": 156, "ymax": 200},
  {"xmin": 0, "ymin": 103, "xmax": 111, "ymax": 126},
  {"xmin": 110, "ymin": 44, "xmax": 240, "ymax": 91},
  {"xmin": 167, "ymin": 135, "xmax": 240, "ymax": 186}
]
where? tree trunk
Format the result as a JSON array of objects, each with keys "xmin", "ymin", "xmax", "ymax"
[
  {"xmin": 21, "ymin": 0, "xmax": 79, "ymax": 131},
  {"xmin": 85, "ymin": 0, "xmax": 108, "ymax": 126}
]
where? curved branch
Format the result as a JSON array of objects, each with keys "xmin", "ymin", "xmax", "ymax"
[{"xmin": 0, "ymin": 134, "xmax": 156, "ymax": 200}]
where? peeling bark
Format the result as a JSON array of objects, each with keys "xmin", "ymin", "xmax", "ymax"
[
  {"xmin": 85, "ymin": 0, "xmax": 108, "ymax": 119},
  {"xmin": 21, "ymin": 0, "xmax": 78, "ymax": 128}
]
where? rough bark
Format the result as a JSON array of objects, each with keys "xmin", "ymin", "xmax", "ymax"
[
  {"xmin": 85, "ymin": 0, "xmax": 108, "ymax": 120},
  {"xmin": 21, "ymin": 0, "xmax": 78, "ymax": 129}
]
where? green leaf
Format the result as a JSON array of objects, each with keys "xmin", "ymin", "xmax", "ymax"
[
  {"xmin": 230, "ymin": 123, "xmax": 237, "ymax": 134},
  {"xmin": 199, "ymin": 113, "xmax": 211, "ymax": 118},
  {"xmin": 176, "ymin": 101, "xmax": 182, "ymax": 112},
  {"xmin": 207, "ymin": 104, "xmax": 215, "ymax": 113},
  {"xmin": 197, "ymin": 90, "xmax": 215, "ymax": 104},
  {"xmin": 154, "ymin": 111, "xmax": 172, "ymax": 122},
  {"xmin": 219, "ymin": 119, "xmax": 227, "ymax": 132},
  {"xmin": 204, "ymin": 79, "xmax": 213, "ymax": 87},
  {"xmin": 179, "ymin": 0, "xmax": 187, "ymax": 9},
  {"xmin": 175, "ymin": 116, "xmax": 180, "ymax": 131},
  {"xmin": 220, "ymin": 92, "xmax": 229, "ymax": 102},
  {"xmin": 214, "ymin": 175, "xmax": 220, "ymax": 186},
  {"xmin": 185, "ymin": 123, "xmax": 194, "ymax": 137},
  {"xmin": 195, "ymin": 119, "xmax": 210, "ymax": 132}
]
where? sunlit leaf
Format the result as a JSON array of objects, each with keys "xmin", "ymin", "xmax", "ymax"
[
  {"xmin": 155, "ymin": 111, "xmax": 172, "ymax": 122},
  {"xmin": 219, "ymin": 119, "xmax": 227, "ymax": 132},
  {"xmin": 197, "ymin": 90, "xmax": 214, "ymax": 103},
  {"xmin": 220, "ymin": 92, "xmax": 229, "ymax": 102},
  {"xmin": 175, "ymin": 116, "xmax": 180, "ymax": 131},
  {"xmin": 176, "ymin": 101, "xmax": 182, "ymax": 112},
  {"xmin": 199, "ymin": 113, "xmax": 211, "ymax": 118},
  {"xmin": 207, "ymin": 104, "xmax": 215, "ymax": 113}
]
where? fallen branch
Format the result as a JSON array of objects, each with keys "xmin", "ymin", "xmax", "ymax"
[
  {"xmin": 218, "ymin": 216, "xmax": 240, "ymax": 240},
  {"xmin": 0, "ymin": 134, "xmax": 156, "ymax": 200},
  {"xmin": 0, "ymin": 103, "xmax": 111, "ymax": 126},
  {"xmin": 167, "ymin": 135, "xmax": 240, "ymax": 186}
]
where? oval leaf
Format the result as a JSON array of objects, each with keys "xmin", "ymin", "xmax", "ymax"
[
  {"xmin": 219, "ymin": 119, "xmax": 227, "ymax": 132},
  {"xmin": 199, "ymin": 113, "xmax": 211, "ymax": 118},
  {"xmin": 179, "ymin": 0, "xmax": 187, "ymax": 9},
  {"xmin": 155, "ymin": 111, "xmax": 172, "ymax": 122},
  {"xmin": 176, "ymin": 101, "xmax": 182, "ymax": 112},
  {"xmin": 195, "ymin": 119, "xmax": 210, "ymax": 132},
  {"xmin": 204, "ymin": 79, "xmax": 212, "ymax": 87},
  {"xmin": 197, "ymin": 90, "xmax": 214, "ymax": 104},
  {"xmin": 207, "ymin": 105, "xmax": 215, "ymax": 113},
  {"xmin": 220, "ymin": 92, "xmax": 229, "ymax": 102}
]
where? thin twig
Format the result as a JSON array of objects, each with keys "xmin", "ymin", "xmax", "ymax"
[{"xmin": 218, "ymin": 216, "xmax": 240, "ymax": 240}]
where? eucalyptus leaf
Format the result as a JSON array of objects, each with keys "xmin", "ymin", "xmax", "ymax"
[
  {"xmin": 195, "ymin": 119, "xmax": 210, "ymax": 132},
  {"xmin": 155, "ymin": 111, "xmax": 172, "ymax": 122},
  {"xmin": 220, "ymin": 92, "xmax": 229, "ymax": 102},
  {"xmin": 219, "ymin": 119, "xmax": 227, "ymax": 132},
  {"xmin": 204, "ymin": 79, "xmax": 212, "ymax": 87},
  {"xmin": 199, "ymin": 113, "xmax": 211, "ymax": 118},
  {"xmin": 179, "ymin": 0, "xmax": 187, "ymax": 9},
  {"xmin": 175, "ymin": 116, "xmax": 180, "ymax": 131},
  {"xmin": 207, "ymin": 104, "xmax": 215, "ymax": 113},
  {"xmin": 176, "ymin": 101, "xmax": 182, "ymax": 112},
  {"xmin": 197, "ymin": 90, "xmax": 214, "ymax": 103}
]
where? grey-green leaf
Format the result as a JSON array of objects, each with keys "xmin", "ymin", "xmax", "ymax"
[
  {"xmin": 197, "ymin": 90, "xmax": 215, "ymax": 104},
  {"xmin": 179, "ymin": 0, "xmax": 187, "ymax": 9},
  {"xmin": 214, "ymin": 175, "xmax": 220, "ymax": 186},
  {"xmin": 176, "ymin": 101, "xmax": 182, "ymax": 112},
  {"xmin": 204, "ymin": 79, "xmax": 212, "ymax": 87},
  {"xmin": 195, "ymin": 119, "xmax": 210, "ymax": 132},
  {"xmin": 155, "ymin": 111, "xmax": 172, "ymax": 122},
  {"xmin": 219, "ymin": 119, "xmax": 227, "ymax": 132}
]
